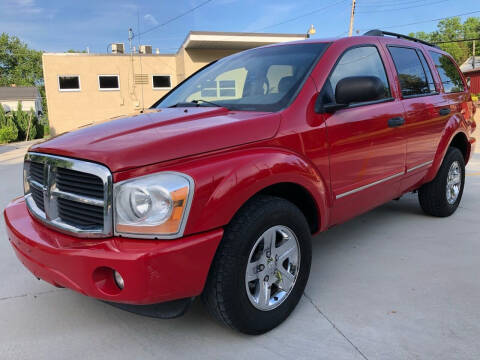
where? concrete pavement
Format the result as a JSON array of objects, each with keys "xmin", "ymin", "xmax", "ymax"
[{"xmin": 0, "ymin": 131, "xmax": 479, "ymax": 359}]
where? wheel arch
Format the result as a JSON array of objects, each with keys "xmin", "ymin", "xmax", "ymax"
[
  {"xmin": 425, "ymin": 118, "xmax": 471, "ymax": 183},
  {"xmin": 182, "ymin": 147, "xmax": 330, "ymax": 236},
  {"xmin": 449, "ymin": 131, "xmax": 470, "ymax": 163},
  {"xmin": 253, "ymin": 182, "xmax": 320, "ymax": 234}
]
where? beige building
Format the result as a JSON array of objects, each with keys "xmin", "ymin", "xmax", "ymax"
[{"xmin": 43, "ymin": 31, "xmax": 307, "ymax": 135}]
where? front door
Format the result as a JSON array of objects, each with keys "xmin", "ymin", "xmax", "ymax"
[{"xmin": 323, "ymin": 45, "xmax": 407, "ymax": 225}]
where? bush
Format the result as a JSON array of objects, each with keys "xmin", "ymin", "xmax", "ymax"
[
  {"xmin": 11, "ymin": 102, "xmax": 39, "ymax": 141},
  {"xmin": 0, "ymin": 120, "xmax": 19, "ymax": 143},
  {"xmin": 0, "ymin": 106, "xmax": 19, "ymax": 143},
  {"xmin": 0, "ymin": 102, "xmax": 47, "ymax": 143}
]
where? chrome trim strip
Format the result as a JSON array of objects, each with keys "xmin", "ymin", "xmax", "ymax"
[
  {"xmin": 336, "ymin": 171, "xmax": 404, "ymax": 199},
  {"xmin": 406, "ymin": 160, "xmax": 433, "ymax": 173},
  {"xmin": 52, "ymin": 189, "xmax": 104, "ymax": 207},
  {"xmin": 24, "ymin": 152, "xmax": 113, "ymax": 238}
]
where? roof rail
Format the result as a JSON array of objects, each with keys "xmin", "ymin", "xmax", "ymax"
[{"xmin": 363, "ymin": 29, "xmax": 440, "ymax": 49}]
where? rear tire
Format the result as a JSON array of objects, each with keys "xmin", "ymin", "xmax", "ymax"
[
  {"xmin": 418, "ymin": 147, "xmax": 465, "ymax": 217},
  {"xmin": 202, "ymin": 195, "xmax": 312, "ymax": 335}
]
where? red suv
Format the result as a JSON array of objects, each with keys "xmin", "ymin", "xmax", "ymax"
[{"xmin": 4, "ymin": 30, "xmax": 476, "ymax": 334}]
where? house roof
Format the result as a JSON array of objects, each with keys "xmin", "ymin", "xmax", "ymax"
[
  {"xmin": 0, "ymin": 87, "xmax": 40, "ymax": 100},
  {"xmin": 179, "ymin": 31, "xmax": 308, "ymax": 51},
  {"xmin": 460, "ymin": 56, "xmax": 480, "ymax": 73}
]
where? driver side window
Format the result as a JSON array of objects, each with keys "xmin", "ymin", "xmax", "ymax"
[{"xmin": 327, "ymin": 46, "xmax": 391, "ymax": 104}]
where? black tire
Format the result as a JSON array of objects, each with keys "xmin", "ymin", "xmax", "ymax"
[
  {"xmin": 418, "ymin": 147, "xmax": 465, "ymax": 217},
  {"xmin": 202, "ymin": 195, "xmax": 312, "ymax": 335}
]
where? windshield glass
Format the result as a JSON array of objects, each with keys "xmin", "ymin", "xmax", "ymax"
[{"xmin": 155, "ymin": 43, "xmax": 329, "ymax": 112}]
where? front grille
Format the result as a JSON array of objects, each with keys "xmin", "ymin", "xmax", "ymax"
[
  {"xmin": 30, "ymin": 185, "xmax": 45, "ymax": 212},
  {"xmin": 24, "ymin": 153, "xmax": 112, "ymax": 238},
  {"xmin": 30, "ymin": 161, "xmax": 44, "ymax": 184},
  {"xmin": 57, "ymin": 167, "xmax": 104, "ymax": 199},
  {"xmin": 57, "ymin": 197, "xmax": 104, "ymax": 227}
]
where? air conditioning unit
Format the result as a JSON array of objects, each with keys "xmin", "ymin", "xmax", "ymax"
[
  {"xmin": 111, "ymin": 43, "xmax": 125, "ymax": 54},
  {"xmin": 139, "ymin": 45, "xmax": 152, "ymax": 54}
]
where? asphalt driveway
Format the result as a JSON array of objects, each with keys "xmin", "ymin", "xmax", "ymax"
[{"xmin": 1, "ymin": 133, "xmax": 479, "ymax": 360}]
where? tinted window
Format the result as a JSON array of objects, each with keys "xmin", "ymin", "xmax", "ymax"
[
  {"xmin": 99, "ymin": 75, "xmax": 119, "ymax": 90},
  {"xmin": 59, "ymin": 76, "xmax": 80, "ymax": 91},
  {"xmin": 328, "ymin": 46, "xmax": 390, "ymax": 103},
  {"xmin": 156, "ymin": 43, "xmax": 329, "ymax": 112},
  {"xmin": 388, "ymin": 46, "xmax": 431, "ymax": 97},
  {"xmin": 429, "ymin": 51, "xmax": 465, "ymax": 93},
  {"xmin": 153, "ymin": 75, "xmax": 171, "ymax": 89},
  {"xmin": 416, "ymin": 50, "xmax": 436, "ymax": 92}
]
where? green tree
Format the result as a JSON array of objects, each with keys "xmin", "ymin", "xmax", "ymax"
[
  {"xmin": 0, "ymin": 33, "xmax": 43, "ymax": 87},
  {"xmin": 0, "ymin": 33, "xmax": 49, "ymax": 135},
  {"xmin": 66, "ymin": 49, "xmax": 87, "ymax": 53},
  {"xmin": 409, "ymin": 17, "xmax": 480, "ymax": 64}
]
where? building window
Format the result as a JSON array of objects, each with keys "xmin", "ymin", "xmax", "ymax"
[
  {"xmin": 152, "ymin": 75, "xmax": 171, "ymax": 89},
  {"xmin": 58, "ymin": 76, "xmax": 80, "ymax": 91},
  {"xmin": 98, "ymin": 75, "xmax": 120, "ymax": 90},
  {"xmin": 219, "ymin": 80, "xmax": 236, "ymax": 97}
]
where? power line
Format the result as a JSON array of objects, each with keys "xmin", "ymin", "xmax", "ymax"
[
  {"xmin": 358, "ymin": 0, "xmax": 440, "ymax": 8},
  {"xmin": 132, "ymin": 0, "xmax": 214, "ymax": 39},
  {"xmin": 255, "ymin": 0, "xmax": 348, "ymax": 31},
  {"xmin": 357, "ymin": 0, "xmax": 452, "ymax": 14},
  {"xmin": 434, "ymin": 37, "xmax": 480, "ymax": 44},
  {"xmin": 356, "ymin": 10, "xmax": 480, "ymax": 32}
]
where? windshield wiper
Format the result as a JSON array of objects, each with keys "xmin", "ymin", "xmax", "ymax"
[
  {"xmin": 168, "ymin": 99, "xmax": 229, "ymax": 109},
  {"xmin": 191, "ymin": 99, "xmax": 227, "ymax": 108}
]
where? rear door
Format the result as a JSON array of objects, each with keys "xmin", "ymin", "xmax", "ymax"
[
  {"xmin": 323, "ymin": 44, "xmax": 407, "ymax": 225},
  {"xmin": 385, "ymin": 45, "xmax": 452, "ymax": 190}
]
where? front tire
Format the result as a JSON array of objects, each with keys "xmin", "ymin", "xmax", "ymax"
[
  {"xmin": 202, "ymin": 195, "xmax": 312, "ymax": 335},
  {"xmin": 418, "ymin": 147, "xmax": 465, "ymax": 217}
]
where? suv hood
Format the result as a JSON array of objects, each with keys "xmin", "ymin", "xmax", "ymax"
[{"xmin": 30, "ymin": 108, "xmax": 280, "ymax": 172}]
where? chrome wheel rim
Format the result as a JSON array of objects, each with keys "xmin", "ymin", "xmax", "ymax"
[
  {"xmin": 245, "ymin": 225, "xmax": 300, "ymax": 311},
  {"xmin": 446, "ymin": 161, "xmax": 461, "ymax": 205}
]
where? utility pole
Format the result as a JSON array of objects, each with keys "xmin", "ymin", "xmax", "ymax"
[
  {"xmin": 348, "ymin": 0, "xmax": 356, "ymax": 37},
  {"xmin": 128, "ymin": 28, "xmax": 134, "ymax": 53},
  {"xmin": 473, "ymin": 40, "xmax": 476, "ymax": 69}
]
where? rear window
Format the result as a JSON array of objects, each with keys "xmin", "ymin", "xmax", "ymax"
[
  {"xmin": 388, "ymin": 46, "xmax": 435, "ymax": 97},
  {"xmin": 428, "ymin": 51, "xmax": 465, "ymax": 93}
]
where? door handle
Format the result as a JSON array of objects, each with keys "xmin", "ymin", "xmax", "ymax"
[
  {"xmin": 439, "ymin": 108, "xmax": 451, "ymax": 116},
  {"xmin": 388, "ymin": 117, "xmax": 405, "ymax": 128}
]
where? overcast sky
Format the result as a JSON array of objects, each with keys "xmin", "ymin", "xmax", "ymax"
[{"xmin": 1, "ymin": 0, "xmax": 478, "ymax": 53}]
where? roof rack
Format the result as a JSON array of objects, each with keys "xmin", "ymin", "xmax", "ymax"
[{"xmin": 363, "ymin": 29, "xmax": 440, "ymax": 49}]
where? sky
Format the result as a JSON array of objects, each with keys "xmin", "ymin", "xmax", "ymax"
[{"xmin": 0, "ymin": 0, "xmax": 479, "ymax": 54}]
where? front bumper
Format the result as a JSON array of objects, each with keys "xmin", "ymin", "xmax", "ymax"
[{"xmin": 4, "ymin": 197, "xmax": 223, "ymax": 305}]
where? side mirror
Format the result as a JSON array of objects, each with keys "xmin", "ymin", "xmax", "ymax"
[{"xmin": 323, "ymin": 76, "xmax": 386, "ymax": 113}]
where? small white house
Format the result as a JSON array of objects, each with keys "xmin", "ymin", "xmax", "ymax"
[{"xmin": 0, "ymin": 86, "xmax": 43, "ymax": 115}]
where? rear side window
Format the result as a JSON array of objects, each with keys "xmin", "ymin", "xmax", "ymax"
[
  {"xmin": 328, "ymin": 46, "xmax": 391, "ymax": 102},
  {"xmin": 428, "ymin": 51, "xmax": 465, "ymax": 93},
  {"xmin": 416, "ymin": 50, "xmax": 436, "ymax": 92},
  {"xmin": 388, "ymin": 46, "xmax": 434, "ymax": 97}
]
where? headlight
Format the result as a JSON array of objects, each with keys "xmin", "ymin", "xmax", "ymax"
[{"xmin": 114, "ymin": 172, "xmax": 194, "ymax": 239}]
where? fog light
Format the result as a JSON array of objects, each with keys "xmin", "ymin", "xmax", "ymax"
[{"xmin": 113, "ymin": 270, "xmax": 124, "ymax": 289}]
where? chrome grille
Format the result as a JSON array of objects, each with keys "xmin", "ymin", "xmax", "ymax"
[
  {"xmin": 56, "ymin": 167, "xmax": 104, "ymax": 199},
  {"xmin": 24, "ymin": 152, "xmax": 112, "ymax": 238}
]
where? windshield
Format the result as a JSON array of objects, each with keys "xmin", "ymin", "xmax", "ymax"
[{"xmin": 155, "ymin": 43, "xmax": 329, "ymax": 112}]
